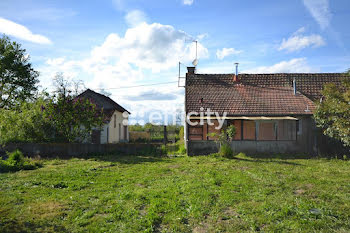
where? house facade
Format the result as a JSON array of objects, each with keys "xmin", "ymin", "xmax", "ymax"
[
  {"xmin": 78, "ymin": 89, "xmax": 130, "ymax": 144},
  {"xmin": 184, "ymin": 67, "xmax": 348, "ymax": 156}
]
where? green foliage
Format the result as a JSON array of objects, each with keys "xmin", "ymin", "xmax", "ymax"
[
  {"xmin": 314, "ymin": 78, "xmax": 350, "ymax": 146},
  {"xmin": 0, "ymin": 150, "xmax": 42, "ymax": 172},
  {"xmin": 129, "ymin": 123, "xmax": 144, "ymax": 131},
  {"xmin": 43, "ymin": 95, "xmax": 104, "ymax": 143},
  {"xmin": 219, "ymin": 143, "xmax": 233, "ymax": 158},
  {"xmin": 0, "ymin": 96, "xmax": 55, "ymax": 145},
  {"xmin": 129, "ymin": 124, "xmax": 182, "ymax": 142},
  {"xmin": 7, "ymin": 149, "xmax": 25, "ymax": 166},
  {"xmin": 136, "ymin": 146, "xmax": 160, "ymax": 156},
  {"xmin": 178, "ymin": 143, "xmax": 186, "ymax": 154},
  {"xmin": 210, "ymin": 125, "xmax": 237, "ymax": 158},
  {"xmin": 163, "ymin": 141, "xmax": 187, "ymax": 155},
  {"xmin": 0, "ymin": 35, "xmax": 39, "ymax": 109},
  {"xmin": 179, "ymin": 126, "xmax": 184, "ymax": 141},
  {"xmin": 160, "ymin": 145, "xmax": 168, "ymax": 155},
  {"xmin": 226, "ymin": 125, "xmax": 236, "ymax": 140},
  {"xmin": 0, "ymin": 89, "xmax": 105, "ymax": 144}
]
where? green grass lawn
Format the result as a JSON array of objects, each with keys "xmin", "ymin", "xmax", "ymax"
[{"xmin": 0, "ymin": 154, "xmax": 349, "ymax": 232}]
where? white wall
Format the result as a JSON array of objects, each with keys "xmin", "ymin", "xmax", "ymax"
[
  {"xmin": 106, "ymin": 111, "xmax": 129, "ymax": 143},
  {"xmin": 100, "ymin": 124, "xmax": 109, "ymax": 144}
]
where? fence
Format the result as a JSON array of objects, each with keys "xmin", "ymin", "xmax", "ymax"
[
  {"xmin": 130, "ymin": 126, "xmax": 180, "ymax": 144},
  {"xmin": 0, "ymin": 143, "xmax": 162, "ymax": 158}
]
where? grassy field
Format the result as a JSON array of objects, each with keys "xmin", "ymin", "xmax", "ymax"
[{"xmin": 0, "ymin": 154, "xmax": 349, "ymax": 232}]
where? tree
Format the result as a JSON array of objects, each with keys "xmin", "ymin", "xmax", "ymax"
[
  {"xmin": 44, "ymin": 74, "xmax": 104, "ymax": 142},
  {"xmin": 43, "ymin": 95, "xmax": 105, "ymax": 142},
  {"xmin": 0, "ymin": 35, "xmax": 39, "ymax": 109},
  {"xmin": 52, "ymin": 72, "xmax": 85, "ymax": 98},
  {"xmin": 0, "ymin": 95, "xmax": 55, "ymax": 145},
  {"xmin": 314, "ymin": 75, "xmax": 350, "ymax": 147},
  {"xmin": 0, "ymin": 91, "xmax": 105, "ymax": 144}
]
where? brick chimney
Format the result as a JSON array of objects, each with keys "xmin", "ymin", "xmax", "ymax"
[
  {"xmin": 187, "ymin": 66, "xmax": 196, "ymax": 74},
  {"xmin": 233, "ymin": 74, "xmax": 240, "ymax": 82}
]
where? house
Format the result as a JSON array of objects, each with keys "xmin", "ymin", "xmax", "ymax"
[
  {"xmin": 184, "ymin": 67, "xmax": 349, "ymax": 156},
  {"xmin": 77, "ymin": 89, "xmax": 130, "ymax": 144}
]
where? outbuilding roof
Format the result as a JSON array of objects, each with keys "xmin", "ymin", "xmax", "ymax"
[{"xmin": 77, "ymin": 89, "xmax": 130, "ymax": 119}]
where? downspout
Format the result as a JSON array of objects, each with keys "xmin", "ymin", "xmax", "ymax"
[{"xmin": 184, "ymin": 70, "xmax": 188, "ymax": 149}]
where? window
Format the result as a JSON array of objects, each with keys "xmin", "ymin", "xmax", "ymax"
[
  {"xmin": 257, "ymin": 121, "xmax": 276, "ymax": 140},
  {"xmin": 207, "ymin": 120, "xmax": 222, "ymax": 140},
  {"xmin": 187, "ymin": 119, "xmax": 298, "ymax": 142},
  {"xmin": 277, "ymin": 120, "xmax": 296, "ymax": 140},
  {"xmin": 119, "ymin": 123, "xmax": 121, "ymax": 139},
  {"xmin": 231, "ymin": 120, "xmax": 242, "ymax": 140},
  {"xmin": 189, "ymin": 125, "xmax": 203, "ymax": 140},
  {"xmin": 114, "ymin": 115, "xmax": 116, "ymax": 128},
  {"xmin": 124, "ymin": 126, "xmax": 128, "ymax": 140},
  {"xmin": 297, "ymin": 119, "xmax": 302, "ymax": 135},
  {"xmin": 243, "ymin": 120, "xmax": 256, "ymax": 140}
]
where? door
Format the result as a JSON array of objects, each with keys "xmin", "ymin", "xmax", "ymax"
[
  {"xmin": 91, "ymin": 130, "xmax": 101, "ymax": 144},
  {"xmin": 124, "ymin": 125, "xmax": 128, "ymax": 140}
]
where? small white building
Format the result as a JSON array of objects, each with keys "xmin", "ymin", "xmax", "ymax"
[{"xmin": 78, "ymin": 89, "xmax": 130, "ymax": 144}]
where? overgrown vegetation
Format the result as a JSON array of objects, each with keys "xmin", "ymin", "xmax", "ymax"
[
  {"xmin": 0, "ymin": 74, "xmax": 104, "ymax": 145},
  {"xmin": 0, "ymin": 150, "xmax": 42, "ymax": 172},
  {"xmin": 314, "ymin": 76, "xmax": 350, "ymax": 147},
  {"xmin": 210, "ymin": 125, "xmax": 236, "ymax": 158},
  {"xmin": 129, "ymin": 123, "xmax": 183, "ymax": 142},
  {"xmin": 160, "ymin": 141, "xmax": 187, "ymax": 156},
  {"xmin": 0, "ymin": 154, "xmax": 349, "ymax": 232},
  {"xmin": 0, "ymin": 96, "xmax": 54, "ymax": 144}
]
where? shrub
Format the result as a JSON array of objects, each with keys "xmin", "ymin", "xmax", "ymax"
[
  {"xmin": 178, "ymin": 144, "xmax": 186, "ymax": 154},
  {"xmin": 179, "ymin": 127, "xmax": 184, "ymax": 141},
  {"xmin": 161, "ymin": 145, "xmax": 168, "ymax": 155},
  {"xmin": 7, "ymin": 149, "xmax": 25, "ymax": 166},
  {"xmin": 0, "ymin": 97, "xmax": 55, "ymax": 145},
  {"xmin": 219, "ymin": 143, "xmax": 233, "ymax": 158},
  {"xmin": 0, "ymin": 150, "xmax": 42, "ymax": 172},
  {"xmin": 226, "ymin": 125, "xmax": 236, "ymax": 140},
  {"xmin": 210, "ymin": 125, "xmax": 236, "ymax": 158}
]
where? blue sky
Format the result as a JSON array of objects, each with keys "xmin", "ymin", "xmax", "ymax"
[{"xmin": 0, "ymin": 0, "xmax": 349, "ymax": 123}]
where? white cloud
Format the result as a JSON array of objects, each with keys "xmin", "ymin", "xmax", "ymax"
[
  {"xmin": 0, "ymin": 17, "xmax": 52, "ymax": 44},
  {"xmin": 38, "ymin": 21, "xmax": 208, "ymax": 117},
  {"xmin": 278, "ymin": 27, "xmax": 325, "ymax": 52},
  {"xmin": 128, "ymin": 90, "xmax": 177, "ymax": 101},
  {"xmin": 125, "ymin": 10, "xmax": 148, "ymax": 27},
  {"xmin": 303, "ymin": 0, "xmax": 331, "ymax": 30},
  {"xmin": 216, "ymin": 48, "xmax": 243, "ymax": 60},
  {"xmin": 183, "ymin": 0, "xmax": 194, "ymax": 6},
  {"xmin": 197, "ymin": 33, "xmax": 208, "ymax": 41},
  {"xmin": 243, "ymin": 58, "xmax": 317, "ymax": 73},
  {"xmin": 89, "ymin": 22, "xmax": 208, "ymax": 72}
]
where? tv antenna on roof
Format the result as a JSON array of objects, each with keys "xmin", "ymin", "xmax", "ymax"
[{"xmin": 192, "ymin": 40, "xmax": 198, "ymax": 66}]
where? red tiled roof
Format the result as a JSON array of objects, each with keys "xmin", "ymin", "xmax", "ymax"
[{"xmin": 186, "ymin": 73, "xmax": 348, "ymax": 116}]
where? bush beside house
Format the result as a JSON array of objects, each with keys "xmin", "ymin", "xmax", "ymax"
[{"xmin": 0, "ymin": 150, "xmax": 42, "ymax": 172}]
